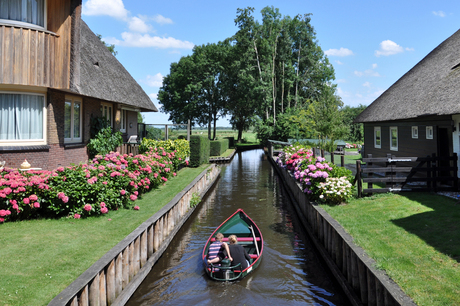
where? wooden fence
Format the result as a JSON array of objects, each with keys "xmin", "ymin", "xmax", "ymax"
[
  {"xmin": 116, "ymin": 143, "xmax": 139, "ymax": 156},
  {"xmin": 355, "ymin": 153, "xmax": 458, "ymax": 197},
  {"xmin": 48, "ymin": 165, "xmax": 220, "ymax": 306}
]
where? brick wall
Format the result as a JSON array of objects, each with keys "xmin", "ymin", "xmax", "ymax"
[{"xmin": 0, "ymin": 90, "xmax": 105, "ymax": 171}]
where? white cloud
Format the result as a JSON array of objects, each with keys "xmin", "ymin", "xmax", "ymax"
[
  {"xmin": 325, "ymin": 47, "xmax": 354, "ymax": 57},
  {"xmin": 335, "ymin": 60, "xmax": 343, "ymax": 65},
  {"xmin": 372, "ymin": 63, "xmax": 378, "ymax": 69},
  {"xmin": 363, "ymin": 82, "xmax": 371, "ymax": 88},
  {"xmin": 335, "ymin": 79, "xmax": 347, "ymax": 84},
  {"xmin": 145, "ymin": 73, "xmax": 164, "ymax": 87},
  {"xmin": 375, "ymin": 40, "xmax": 405, "ymax": 57},
  {"xmin": 128, "ymin": 16, "xmax": 152, "ymax": 33},
  {"xmin": 106, "ymin": 32, "xmax": 194, "ymax": 49},
  {"xmin": 433, "ymin": 11, "xmax": 446, "ymax": 17},
  {"xmin": 152, "ymin": 14, "xmax": 174, "ymax": 25},
  {"xmin": 83, "ymin": 0, "xmax": 128, "ymax": 19},
  {"xmin": 354, "ymin": 69, "xmax": 380, "ymax": 77},
  {"xmin": 337, "ymin": 87, "xmax": 351, "ymax": 98}
]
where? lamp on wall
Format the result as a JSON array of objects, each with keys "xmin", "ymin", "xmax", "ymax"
[{"xmin": 129, "ymin": 122, "xmax": 133, "ymax": 128}]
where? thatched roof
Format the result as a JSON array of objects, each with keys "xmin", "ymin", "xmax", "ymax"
[
  {"xmin": 74, "ymin": 21, "xmax": 158, "ymax": 112},
  {"xmin": 355, "ymin": 29, "xmax": 460, "ymax": 123}
]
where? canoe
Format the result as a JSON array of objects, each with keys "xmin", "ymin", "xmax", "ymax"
[{"xmin": 202, "ymin": 208, "xmax": 263, "ymax": 281}]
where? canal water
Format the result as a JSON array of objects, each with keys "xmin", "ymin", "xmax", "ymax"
[{"xmin": 127, "ymin": 149, "xmax": 349, "ymax": 306}]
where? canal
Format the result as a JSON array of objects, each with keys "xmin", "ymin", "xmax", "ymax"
[{"xmin": 127, "ymin": 149, "xmax": 349, "ymax": 305}]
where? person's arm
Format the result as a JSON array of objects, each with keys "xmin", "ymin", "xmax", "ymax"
[
  {"xmin": 223, "ymin": 243, "xmax": 233, "ymax": 261},
  {"xmin": 243, "ymin": 247, "xmax": 251, "ymax": 261}
]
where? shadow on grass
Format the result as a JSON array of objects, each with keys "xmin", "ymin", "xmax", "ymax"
[{"xmin": 391, "ymin": 192, "xmax": 460, "ymax": 262}]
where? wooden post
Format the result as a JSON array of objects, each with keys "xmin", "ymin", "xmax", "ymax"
[
  {"xmin": 357, "ymin": 161, "xmax": 362, "ymax": 198},
  {"xmin": 187, "ymin": 119, "xmax": 191, "ymax": 141},
  {"xmin": 341, "ymin": 155, "xmax": 345, "ymax": 167},
  {"xmin": 106, "ymin": 259, "xmax": 116, "ymax": 304},
  {"xmin": 427, "ymin": 155, "xmax": 432, "ymax": 190},
  {"xmin": 331, "ymin": 152, "xmax": 335, "ymax": 164},
  {"xmin": 321, "ymin": 149, "xmax": 325, "ymax": 158}
]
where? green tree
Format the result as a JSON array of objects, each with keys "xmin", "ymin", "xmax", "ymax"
[
  {"xmin": 341, "ymin": 104, "xmax": 366, "ymax": 142},
  {"xmin": 96, "ymin": 34, "xmax": 118, "ymax": 56}
]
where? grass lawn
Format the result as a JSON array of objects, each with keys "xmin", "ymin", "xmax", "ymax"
[
  {"xmin": 216, "ymin": 148, "xmax": 235, "ymax": 158},
  {"xmin": 321, "ymin": 192, "xmax": 460, "ymax": 306},
  {"xmin": 0, "ymin": 164, "xmax": 209, "ymax": 306}
]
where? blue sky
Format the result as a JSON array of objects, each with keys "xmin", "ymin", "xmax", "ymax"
[{"xmin": 82, "ymin": 0, "xmax": 460, "ymax": 127}]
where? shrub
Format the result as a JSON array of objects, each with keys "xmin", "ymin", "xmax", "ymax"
[
  {"xmin": 189, "ymin": 135, "xmax": 210, "ymax": 167},
  {"xmin": 139, "ymin": 139, "xmax": 190, "ymax": 170},
  {"xmin": 87, "ymin": 127, "xmax": 123, "ymax": 159},
  {"xmin": 210, "ymin": 139, "xmax": 229, "ymax": 156},
  {"xmin": 276, "ymin": 144, "xmax": 354, "ymax": 204},
  {"xmin": 225, "ymin": 136, "xmax": 235, "ymax": 148},
  {"xmin": 0, "ymin": 147, "xmax": 181, "ymax": 223}
]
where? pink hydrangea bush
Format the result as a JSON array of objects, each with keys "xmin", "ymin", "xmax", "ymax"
[
  {"xmin": 0, "ymin": 145, "xmax": 183, "ymax": 222},
  {"xmin": 276, "ymin": 145, "xmax": 353, "ymax": 203}
]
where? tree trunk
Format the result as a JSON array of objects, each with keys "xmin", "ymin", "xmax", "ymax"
[
  {"xmin": 281, "ymin": 62, "xmax": 284, "ymax": 113},
  {"xmin": 213, "ymin": 112, "xmax": 217, "ymax": 140},
  {"xmin": 237, "ymin": 125, "xmax": 243, "ymax": 142},
  {"xmin": 295, "ymin": 41, "xmax": 301, "ymax": 108}
]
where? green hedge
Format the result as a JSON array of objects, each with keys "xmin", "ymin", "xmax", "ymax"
[
  {"xmin": 224, "ymin": 137, "xmax": 235, "ymax": 148},
  {"xmin": 210, "ymin": 139, "xmax": 229, "ymax": 156},
  {"xmin": 190, "ymin": 135, "xmax": 210, "ymax": 167}
]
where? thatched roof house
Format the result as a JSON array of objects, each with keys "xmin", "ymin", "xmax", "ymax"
[
  {"xmin": 354, "ymin": 28, "xmax": 460, "ymax": 172},
  {"xmin": 0, "ymin": 0, "xmax": 157, "ymax": 170},
  {"xmin": 76, "ymin": 21, "xmax": 157, "ymax": 112},
  {"xmin": 355, "ymin": 29, "xmax": 460, "ymax": 124}
]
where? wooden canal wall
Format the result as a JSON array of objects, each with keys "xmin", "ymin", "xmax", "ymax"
[
  {"xmin": 268, "ymin": 155, "xmax": 416, "ymax": 306},
  {"xmin": 49, "ymin": 164, "xmax": 221, "ymax": 306}
]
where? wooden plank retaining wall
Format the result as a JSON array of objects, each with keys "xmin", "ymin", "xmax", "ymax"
[
  {"xmin": 49, "ymin": 164, "xmax": 220, "ymax": 306},
  {"xmin": 269, "ymin": 154, "xmax": 416, "ymax": 306}
]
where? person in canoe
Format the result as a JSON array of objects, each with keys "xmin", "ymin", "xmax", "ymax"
[
  {"xmin": 227, "ymin": 235, "xmax": 251, "ymax": 270},
  {"xmin": 207, "ymin": 233, "xmax": 232, "ymax": 265}
]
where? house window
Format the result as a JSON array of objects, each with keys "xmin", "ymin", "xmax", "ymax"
[
  {"xmin": 412, "ymin": 126, "xmax": 418, "ymax": 139},
  {"xmin": 0, "ymin": 0, "xmax": 45, "ymax": 28},
  {"xmin": 120, "ymin": 109, "xmax": 128, "ymax": 133},
  {"xmin": 101, "ymin": 102, "xmax": 113, "ymax": 127},
  {"xmin": 390, "ymin": 126, "xmax": 398, "ymax": 151},
  {"xmin": 374, "ymin": 126, "xmax": 381, "ymax": 148},
  {"xmin": 426, "ymin": 126, "xmax": 433, "ymax": 139},
  {"xmin": 64, "ymin": 97, "xmax": 82, "ymax": 143},
  {"xmin": 0, "ymin": 92, "xmax": 45, "ymax": 144}
]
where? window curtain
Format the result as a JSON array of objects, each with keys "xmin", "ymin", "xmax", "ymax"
[
  {"xmin": 0, "ymin": 93, "xmax": 44, "ymax": 140},
  {"xmin": 0, "ymin": 0, "xmax": 45, "ymax": 27}
]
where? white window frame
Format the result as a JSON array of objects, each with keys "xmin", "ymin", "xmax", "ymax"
[
  {"xmin": 390, "ymin": 126, "xmax": 398, "ymax": 151},
  {"xmin": 0, "ymin": 91, "xmax": 47, "ymax": 146},
  {"xmin": 374, "ymin": 126, "xmax": 381, "ymax": 149},
  {"xmin": 120, "ymin": 109, "xmax": 128, "ymax": 133},
  {"xmin": 101, "ymin": 102, "xmax": 113, "ymax": 127},
  {"xmin": 64, "ymin": 96, "xmax": 82, "ymax": 143},
  {"xmin": 0, "ymin": 0, "xmax": 47, "ymax": 30},
  {"xmin": 426, "ymin": 126, "xmax": 433, "ymax": 139},
  {"xmin": 411, "ymin": 126, "xmax": 418, "ymax": 139}
]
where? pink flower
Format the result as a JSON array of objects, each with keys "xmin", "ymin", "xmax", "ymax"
[
  {"xmin": 57, "ymin": 167, "xmax": 65, "ymax": 172},
  {"xmin": 12, "ymin": 204, "xmax": 19, "ymax": 210},
  {"xmin": 102, "ymin": 181, "xmax": 108, "ymax": 185},
  {"xmin": 132, "ymin": 159, "xmax": 138, "ymax": 164},
  {"xmin": 84, "ymin": 204, "xmax": 92, "ymax": 211},
  {"xmin": 173, "ymin": 172, "xmax": 176, "ymax": 176},
  {"xmin": 0, "ymin": 210, "xmax": 8, "ymax": 217},
  {"xmin": 134, "ymin": 191, "xmax": 138, "ymax": 196},
  {"xmin": 9, "ymin": 199, "xmax": 17, "ymax": 205},
  {"xmin": 74, "ymin": 214, "xmax": 81, "ymax": 219},
  {"xmin": 33, "ymin": 202, "xmax": 40, "ymax": 208},
  {"xmin": 57, "ymin": 192, "xmax": 65, "ymax": 199},
  {"xmin": 0, "ymin": 218, "xmax": 4, "ymax": 223},
  {"xmin": 161, "ymin": 177, "xmax": 168, "ymax": 182},
  {"xmin": 130, "ymin": 194, "xmax": 137, "ymax": 201},
  {"xmin": 23, "ymin": 197, "xmax": 30, "ymax": 204},
  {"xmin": 62, "ymin": 196, "xmax": 69, "ymax": 203},
  {"xmin": 29, "ymin": 194, "xmax": 38, "ymax": 201},
  {"xmin": 100, "ymin": 202, "xmax": 106, "ymax": 208},
  {"xmin": 120, "ymin": 190, "xmax": 126, "ymax": 195},
  {"xmin": 134, "ymin": 206, "xmax": 140, "ymax": 210},
  {"xmin": 101, "ymin": 207, "xmax": 108, "ymax": 214}
]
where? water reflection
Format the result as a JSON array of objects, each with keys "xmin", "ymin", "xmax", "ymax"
[{"xmin": 127, "ymin": 150, "xmax": 349, "ymax": 306}]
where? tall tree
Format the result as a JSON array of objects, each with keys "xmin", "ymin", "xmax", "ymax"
[{"xmin": 341, "ymin": 104, "xmax": 367, "ymax": 142}]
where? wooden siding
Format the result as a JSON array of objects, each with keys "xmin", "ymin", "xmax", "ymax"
[
  {"xmin": 363, "ymin": 116, "xmax": 453, "ymax": 158},
  {"xmin": 0, "ymin": 1, "xmax": 75, "ymax": 89}
]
